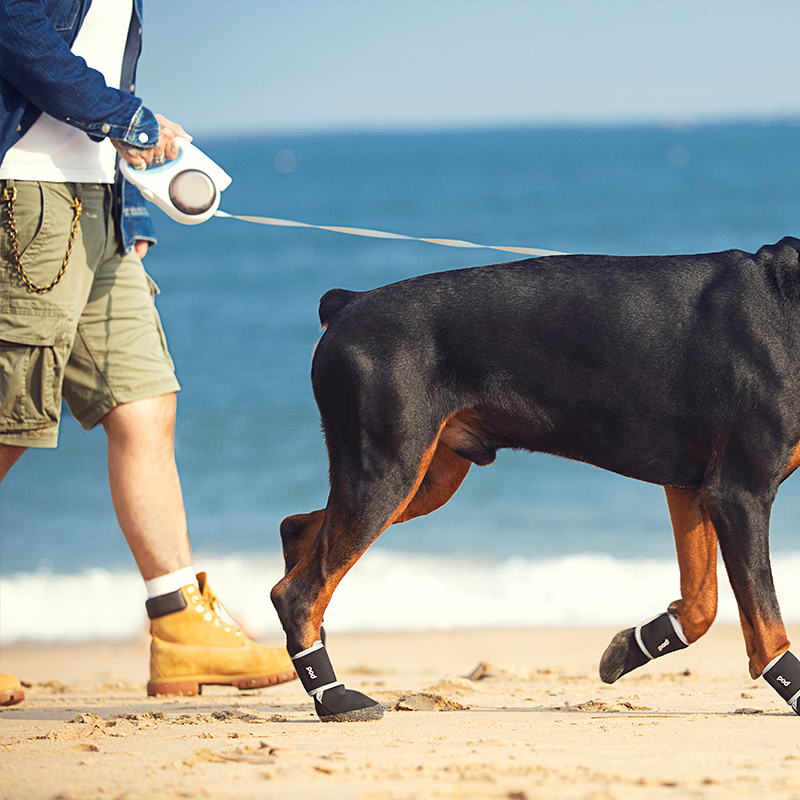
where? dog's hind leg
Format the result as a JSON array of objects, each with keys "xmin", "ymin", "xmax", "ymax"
[
  {"xmin": 278, "ymin": 509, "xmax": 329, "ymax": 644},
  {"xmin": 274, "ymin": 438, "xmax": 468, "ymax": 649},
  {"xmin": 599, "ymin": 487, "xmax": 718, "ymax": 683},
  {"xmin": 279, "ymin": 510, "xmax": 326, "ymax": 575},
  {"xmin": 271, "ymin": 499, "xmax": 399, "ymax": 722},
  {"xmin": 271, "ymin": 430, "xmax": 448, "ymax": 722}
]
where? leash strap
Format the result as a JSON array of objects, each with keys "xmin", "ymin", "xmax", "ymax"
[{"xmin": 214, "ymin": 210, "xmax": 567, "ymax": 258}]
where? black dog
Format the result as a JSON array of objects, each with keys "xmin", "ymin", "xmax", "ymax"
[{"xmin": 271, "ymin": 237, "xmax": 800, "ymax": 722}]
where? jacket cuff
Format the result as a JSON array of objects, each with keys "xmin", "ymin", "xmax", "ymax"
[{"xmin": 75, "ymin": 103, "xmax": 160, "ymax": 148}]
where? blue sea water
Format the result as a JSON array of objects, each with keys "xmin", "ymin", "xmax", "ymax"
[{"xmin": 3, "ymin": 122, "xmax": 800, "ymax": 642}]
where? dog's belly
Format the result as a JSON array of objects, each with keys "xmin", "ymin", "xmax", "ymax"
[{"xmin": 439, "ymin": 408, "xmax": 705, "ymax": 490}]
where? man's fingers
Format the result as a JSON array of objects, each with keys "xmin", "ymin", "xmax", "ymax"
[
  {"xmin": 111, "ymin": 114, "xmax": 191, "ymax": 171},
  {"xmin": 153, "ymin": 123, "xmax": 186, "ymax": 163},
  {"xmin": 164, "ymin": 138, "xmax": 180, "ymax": 160},
  {"xmin": 111, "ymin": 138, "xmax": 150, "ymax": 168}
]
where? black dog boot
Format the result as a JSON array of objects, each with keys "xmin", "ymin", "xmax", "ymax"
[
  {"xmin": 292, "ymin": 640, "xmax": 383, "ymax": 722},
  {"xmin": 600, "ymin": 612, "xmax": 689, "ymax": 683},
  {"xmin": 762, "ymin": 651, "xmax": 800, "ymax": 715}
]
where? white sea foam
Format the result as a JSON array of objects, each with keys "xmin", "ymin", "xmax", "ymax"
[{"xmin": 2, "ymin": 550, "xmax": 800, "ymax": 645}]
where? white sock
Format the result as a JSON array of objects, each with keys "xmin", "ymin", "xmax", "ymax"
[{"xmin": 144, "ymin": 567, "xmax": 198, "ymax": 599}]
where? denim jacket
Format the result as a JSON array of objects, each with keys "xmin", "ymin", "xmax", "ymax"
[{"xmin": 0, "ymin": 0, "xmax": 159, "ymax": 251}]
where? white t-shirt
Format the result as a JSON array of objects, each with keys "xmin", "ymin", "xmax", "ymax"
[{"xmin": 0, "ymin": 0, "xmax": 133, "ymax": 183}]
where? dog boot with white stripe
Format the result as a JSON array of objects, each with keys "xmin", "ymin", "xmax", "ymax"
[
  {"xmin": 762, "ymin": 651, "xmax": 800, "ymax": 715},
  {"xmin": 599, "ymin": 612, "xmax": 689, "ymax": 684},
  {"xmin": 292, "ymin": 640, "xmax": 383, "ymax": 722}
]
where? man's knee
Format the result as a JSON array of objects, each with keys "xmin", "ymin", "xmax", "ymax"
[{"xmin": 101, "ymin": 393, "xmax": 177, "ymax": 442}]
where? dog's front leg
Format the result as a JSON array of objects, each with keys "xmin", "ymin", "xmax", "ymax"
[{"xmin": 599, "ymin": 487, "xmax": 717, "ymax": 683}]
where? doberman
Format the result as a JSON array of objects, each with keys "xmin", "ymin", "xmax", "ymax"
[{"xmin": 271, "ymin": 237, "xmax": 800, "ymax": 722}]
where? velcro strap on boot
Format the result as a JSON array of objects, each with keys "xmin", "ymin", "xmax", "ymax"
[
  {"xmin": 292, "ymin": 640, "xmax": 343, "ymax": 699},
  {"xmin": 634, "ymin": 613, "xmax": 689, "ymax": 661},
  {"xmin": 762, "ymin": 651, "xmax": 800, "ymax": 712},
  {"xmin": 145, "ymin": 588, "xmax": 188, "ymax": 619}
]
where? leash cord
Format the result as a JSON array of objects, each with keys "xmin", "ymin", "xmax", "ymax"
[{"xmin": 213, "ymin": 210, "xmax": 567, "ymax": 258}]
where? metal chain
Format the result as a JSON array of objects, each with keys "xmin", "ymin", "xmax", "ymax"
[{"xmin": 2, "ymin": 187, "xmax": 83, "ymax": 294}]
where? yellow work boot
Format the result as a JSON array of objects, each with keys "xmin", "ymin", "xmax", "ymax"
[
  {"xmin": 147, "ymin": 572, "xmax": 296, "ymax": 696},
  {"xmin": 0, "ymin": 674, "xmax": 24, "ymax": 706}
]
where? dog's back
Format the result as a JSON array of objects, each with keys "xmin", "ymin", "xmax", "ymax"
[{"xmin": 313, "ymin": 238, "xmax": 800, "ymax": 490}]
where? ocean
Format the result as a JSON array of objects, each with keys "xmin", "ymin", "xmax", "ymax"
[{"xmin": 2, "ymin": 122, "xmax": 800, "ymax": 644}]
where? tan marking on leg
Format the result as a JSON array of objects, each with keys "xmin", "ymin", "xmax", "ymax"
[
  {"xmin": 394, "ymin": 440, "xmax": 471, "ymax": 523},
  {"xmin": 664, "ymin": 487, "xmax": 718, "ymax": 644},
  {"xmin": 783, "ymin": 437, "xmax": 800, "ymax": 480},
  {"xmin": 737, "ymin": 608, "xmax": 791, "ymax": 678},
  {"xmin": 382, "ymin": 421, "xmax": 455, "ymax": 531}
]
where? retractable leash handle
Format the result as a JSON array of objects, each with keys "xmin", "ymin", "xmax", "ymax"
[{"xmin": 119, "ymin": 138, "xmax": 232, "ymax": 225}]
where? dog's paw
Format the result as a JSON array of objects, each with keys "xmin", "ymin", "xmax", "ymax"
[
  {"xmin": 599, "ymin": 627, "xmax": 648, "ymax": 684},
  {"xmin": 314, "ymin": 685, "xmax": 384, "ymax": 723}
]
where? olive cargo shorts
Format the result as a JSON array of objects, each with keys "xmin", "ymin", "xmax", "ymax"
[{"xmin": 0, "ymin": 180, "xmax": 180, "ymax": 448}]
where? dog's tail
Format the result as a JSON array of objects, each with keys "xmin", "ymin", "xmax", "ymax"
[{"xmin": 319, "ymin": 288, "xmax": 359, "ymax": 329}]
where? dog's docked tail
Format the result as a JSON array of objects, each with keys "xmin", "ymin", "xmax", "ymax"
[{"xmin": 319, "ymin": 288, "xmax": 359, "ymax": 329}]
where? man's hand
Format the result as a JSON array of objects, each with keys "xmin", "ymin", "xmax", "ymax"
[
  {"xmin": 134, "ymin": 240, "xmax": 150, "ymax": 259},
  {"xmin": 111, "ymin": 114, "xmax": 192, "ymax": 170}
]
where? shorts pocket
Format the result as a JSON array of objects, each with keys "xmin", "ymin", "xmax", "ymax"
[
  {"xmin": 0, "ymin": 182, "xmax": 45, "ymax": 264},
  {"xmin": 143, "ymin": 271, "xmax": 173, "ymax": 369},
  {"xmin": 0, "ymin": 311, "xmax": 70, "ymax": 431},
  {"xmin": 144, "ymin": 272, "xmax": 161, "ymax": 296},
  {"xmin": 0, "ymin": 182, "xmax": 80, "ymax": 294}
]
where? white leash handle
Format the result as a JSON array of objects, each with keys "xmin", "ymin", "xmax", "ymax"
[{"xmin": 213, "ymin": 210, "xmax": 566, "ymax": 258}]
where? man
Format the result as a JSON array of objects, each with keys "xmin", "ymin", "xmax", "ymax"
[{"xmin": 0, "ymin": 0, "xmax": 295, "ymax": 706}]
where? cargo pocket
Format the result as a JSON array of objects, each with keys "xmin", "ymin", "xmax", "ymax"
[
  {"xmin": 144, "ymin": 272, "xmax": 161, "ymax": 297},
  {"xmin": 0, "ymin": 311, "xmax": 71, "ymax": 432},
  {"xmin": 144, "ymin": 272, "xmax": 175, "ymax": 371}
]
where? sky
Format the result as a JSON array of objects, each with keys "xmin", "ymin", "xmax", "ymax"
[{"xmin": 139, "ymin": 0, "xmax": 800, "ymax": 137}]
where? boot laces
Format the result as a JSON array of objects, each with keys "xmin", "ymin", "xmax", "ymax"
[{"xmin": 199, "ymin": 584, "xmax": 244, "ymax": 634}]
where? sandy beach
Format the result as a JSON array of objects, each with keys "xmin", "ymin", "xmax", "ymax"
[{"xmin": 2, "ymin": 624, "xmax": 799, "ymax": 800}]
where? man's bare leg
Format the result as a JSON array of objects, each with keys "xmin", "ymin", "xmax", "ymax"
[
  {"xmin": 0, "ymin": 443, "xmax": 27, "ymax": 483},
  {"xmin": 102, "ymin": 393, "xmax": 296, "ymax": 694},
  {"xmin": 1, "ymin": 395, "xmax": 296, "ymax": 696},
  {"xmin": 1, "ymin": 397, "xmax": 190, "ymax": 581},
  {"xmin": 101, "ymin": 393, "xmax": 192, "ymax": 580},
  {"xmin": 0, "ymin": 443, "xmax": 29, "ymax": 703}
]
